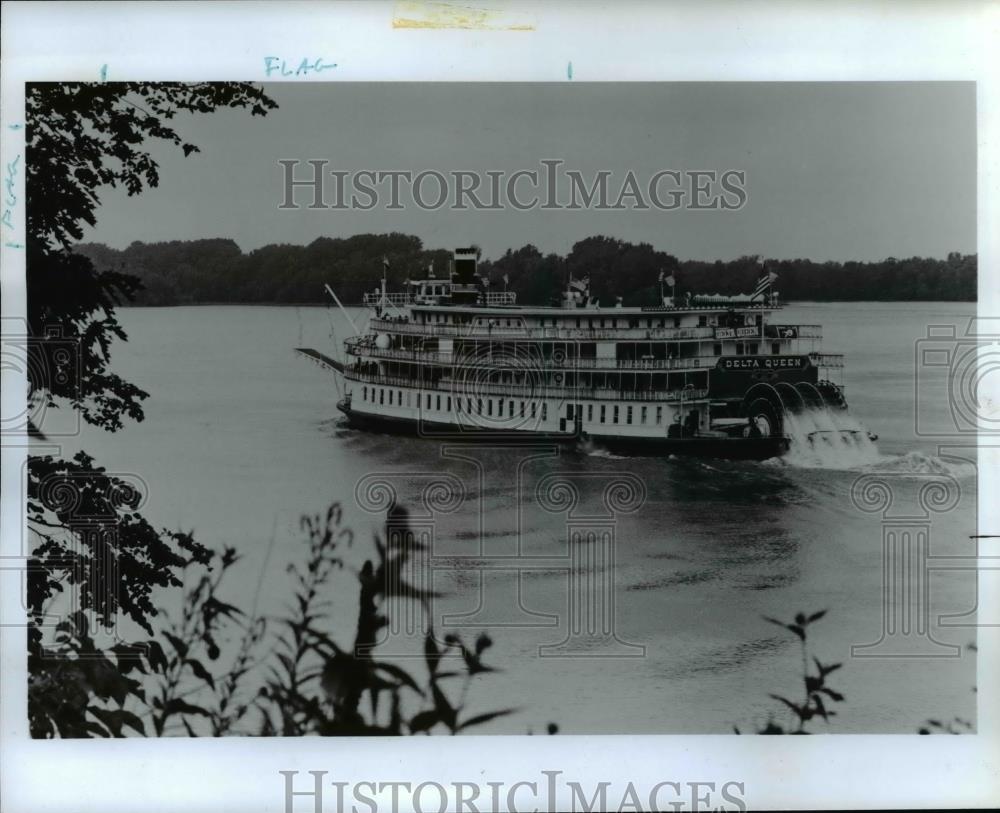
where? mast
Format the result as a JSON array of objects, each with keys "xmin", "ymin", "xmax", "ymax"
[{"xmin": 324, "ymin": 284, "xmax": 360, "ymax": 334}]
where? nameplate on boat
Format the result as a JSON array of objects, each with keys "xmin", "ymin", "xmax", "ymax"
[
  {"xmin": 714, "ymin": 326, "xmax": 760, "ymax": 339},
  {"xmin": 716, "ymin": 355, "xmax": 811, "ymax": 370}
]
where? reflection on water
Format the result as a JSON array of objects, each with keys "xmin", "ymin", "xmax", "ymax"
[{"xmin": 55, "ymin": 302, "xmax": 978, "ymax": 733}]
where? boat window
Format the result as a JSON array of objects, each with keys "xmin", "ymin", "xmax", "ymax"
[
  {"xmin": 363, "ymin": 386, "xmax": 367, "ymax": 401},
  {"xmin": 613, "ymin": 406, "xmax": 620, "ymax": 424},
  {"xmin": 736, "ymin": 342, "xmax": 745, "ymax": 355},
  {"xmin": 447, "ymin": 396, "xmax": 452, "ymax": 411},
  {"xmin": 713, "ymin": 343, "xmax": 722, "ymax": 355},
  {"xmin": 520, "ymin": 401, "xmax": 525, "ymax": 418},
  {"xmin": 509, "ymin": 400, "xmax": 514, "ymax": 417},
  {"xmin": 749, "ymin": 342, "xmax": 759, "ymax": 354},
  {"xmin": 587, "ymin": 404, "xmax": 594, "ymax": 422},
  {"xmin": 436, "ymin": 395, "xmax": 441, "ymax": 411},
  {"xmin": 425, "ymin": 393, "xmax": 431, "ymax": 409},
  {"xmin": 656, "ymin": 406, "xmax": 663, "ymax": 424},
  {"xmin": 600, "ymin": 405, "xmax": 606, "ymax": 423},
  {"xmin": 641, "ymin": 406, "xmax": 648, "ymax": 424},
  {"xmin": 487, "ymin": 400, "xmax": 493, "ymax": 416},
  {"xmin": 531, "ymin": 402, "xmax": 537, "ymax": 419},
  {"xmin": 379, "ymin": 389, "xmax": 385, "ymax": 405},
  {"xmin": 477, "ymin": 398, "xmax": 483, "ymax": 415},
  {"xmin": 627, "ymin": 406, "xmax": 633, "ymax": 424},
  {"xmin": 772, "ymin": 342, "xmax": 781, "ymax": 355},
  {"xmin": 542, "ymin": 403, "xmax": 548, "ymax": 421}
]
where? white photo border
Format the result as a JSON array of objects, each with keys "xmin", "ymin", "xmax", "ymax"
[{"xmin": 1, "ymin": 1, "xmax": 998, "ymax": 811}]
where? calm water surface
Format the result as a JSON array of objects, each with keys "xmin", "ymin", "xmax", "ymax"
[{"xmin": 59, "ymin": 301, "xmax": 979, "ymax": 733}]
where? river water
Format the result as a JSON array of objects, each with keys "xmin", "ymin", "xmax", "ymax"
[{"xmin": 55, "ymin": 301, "xmax": 979, "ymax": 734}]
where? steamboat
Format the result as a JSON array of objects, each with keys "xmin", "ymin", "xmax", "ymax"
[{"xmin": 299, "ymin": 248, "xmax": 868, "ymax": 460}]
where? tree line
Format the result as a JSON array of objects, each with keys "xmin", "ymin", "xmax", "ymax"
[{"xmin": 75, "ymin": 234, "xmax": 977, "ymax": 306}]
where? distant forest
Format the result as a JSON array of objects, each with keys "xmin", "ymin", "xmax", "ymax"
[{"xmin": 74, "ymin": 233, "xmax": 977, "ymax": 306}]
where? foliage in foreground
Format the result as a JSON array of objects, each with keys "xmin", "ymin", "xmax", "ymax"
[
  {"xmin": 739, "ymin": 612, "xmax": 976, "ymax": 735},
  {"xmin": 735, "ymin": 610, "xmax": 846, "ymax": 735},
  {"xmin": 29, "ymin": 502, "xmax": 520, "ymax": 738}
]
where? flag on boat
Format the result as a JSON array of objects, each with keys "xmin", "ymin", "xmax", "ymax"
[
  {"xmin": 503, "ymin": 273, "xmax": 510, "ymax": 285},
  {"xmin": 662, "ymin": 271, "xmax": 675, "ymax": 287},
  {"xmin": 751, "ymin": 270, "xmax": 779, "ymax": 300},
  {"xmin": 382, "ymin": 255, "xmax": 391, "ymax": 271},
  {"xmin": 569, "ymin": 276, "xmax": 589, "ymax": 293}
]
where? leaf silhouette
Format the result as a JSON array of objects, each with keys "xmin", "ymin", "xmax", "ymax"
[
  {"xmin": 768, "ymin": 693, "xmax": 806, "ymax": 721},
  {"xmin": 162, "ymin": 631, "xmax": 188, "ymax": 659},
  {"xmin": 424, "ymin": 632, "xmax": 441, "ymax": 674},
  {"xmin": 409, "ymin": 709, "xmax": 439, "ymax": 734},
  {"xmin": 164, "ymin": 698, "xmax": 211, "ymax": 718},
  {"xmin": 185, "ymin": 657, "xmax": 215, "ymax": 689}
]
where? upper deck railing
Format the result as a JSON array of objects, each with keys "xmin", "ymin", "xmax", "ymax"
[
  {"xmin": 485, "ymin": 292, "xmax": 517, "ymax": 306},
  {"xmin": 361, "ymin": 291, "xmax": 518, "ymax": 307},
  {"xmin": 809, "ymin": 353, "xmax": 844, "ymax": 368},
  {"xmin": 362, "ymin": 292, "xmax": 413, "ymax": 307},
  {"xmin": 367, "ymin": 318, "xmax": 729, "ymax": 342},
  {"xmin": 368, "ymin": 318, "xmax": 824, "ymax": 341}
]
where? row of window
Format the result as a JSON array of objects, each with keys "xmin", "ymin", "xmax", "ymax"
[
  {"xmin": 419, "ymin": 313, "xmax": 687, "ymax": 329},
  {"xmin": 415, "ymin": 312, "xmax": 765, "ymax": 330},
  {"xmin": 358, "ymin": 386, "xmax": 669, "ymax": 426},
  {"xmin": 360, "ymin": 386, "xmax": 551, "ymax": 421},
  {"xmin": 570, "ymin": 403, "xmax": 665, "ymax": 426}
]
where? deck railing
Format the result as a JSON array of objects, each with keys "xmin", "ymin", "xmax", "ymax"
[
  {"xmin": 809, "ymin": 352, "xmax": 844, "ymax": 368},
  {"xmin": 368, "ymin": 318, "xmax": 720, "ymax": 342},
  {"xmin": 362, "ymin": 292, "xmax": 413, "ymax": 307},
  {"xmin": 344, "ymin": 368, "xmax": 708, "ymax": 402},
  {"xmin": 345, "ymin": 339, "xmax": 718, "ymax": 371}
]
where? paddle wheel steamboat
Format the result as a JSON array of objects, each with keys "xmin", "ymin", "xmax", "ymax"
[{"xmin": 299, "ymin": 248, "xmax": 866, "ymax": 459}]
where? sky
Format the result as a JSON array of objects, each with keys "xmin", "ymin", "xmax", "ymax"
[{"xmin": 82, "ymin": 82, "xmax": 976, "ymax": 263}]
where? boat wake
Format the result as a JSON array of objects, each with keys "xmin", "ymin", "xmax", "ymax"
[
  {"xmin": 577, "ymin": 437, "xmax": 627, "ymax": 459},
  {"xmin": 859, "ymin": 450, "xmax": 977, "ymax": 478},
  {"xmin": 767, "ymin": 407, "xmax": 975, "ymax": 477},
  {"xmin": 780, "ymin": 407, "xmax": 881, "ymax": 469}
]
